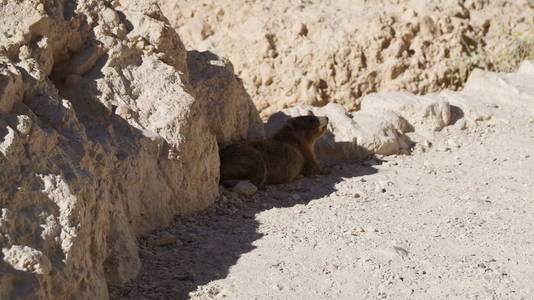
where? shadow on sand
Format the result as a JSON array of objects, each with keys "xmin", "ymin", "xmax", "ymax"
[{"xmin": 109, "ymin": 161, "xmax": 378, "ymax": 299}]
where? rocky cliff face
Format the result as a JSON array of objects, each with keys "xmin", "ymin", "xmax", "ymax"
[
  {"xmin": 1, "ymin": 0, "xmax": 532, "ymax": 299},
  {"xmin": 159, "ymin": 0, "xmax": 534, "ymax": 118},
  {"xmin": 0, "ymin": 0, "xmax": 262, "ymax": 298}
]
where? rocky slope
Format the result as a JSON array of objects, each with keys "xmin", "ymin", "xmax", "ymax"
[
  {"xmin": 1, "ymin": 0, "xmax": 533, "ymax": 299},
  {"xmin": 159, "ymin": 0, "xmax": 534, "ymax": 118},
  {"xmin": 110, "ymin": 63, "xmax": 534, "ymax": 299},
  {"xmin": 0, "ymin": 0, "xmax": 262, "ymax": 299}
]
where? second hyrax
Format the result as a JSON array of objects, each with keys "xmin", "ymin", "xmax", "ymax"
[{"xmin": 220, "ymin": 115, "xmax": 329, "ymax": 188}]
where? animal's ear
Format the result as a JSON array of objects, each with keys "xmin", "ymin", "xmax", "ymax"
[{"xmin": 306, "ymin": 110, "xmax": 314, "ymax": 116}]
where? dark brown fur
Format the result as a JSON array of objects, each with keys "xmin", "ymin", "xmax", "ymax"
[{"xmin": 220, "ymin": 115, "xmax": 328, "ymax": 188}]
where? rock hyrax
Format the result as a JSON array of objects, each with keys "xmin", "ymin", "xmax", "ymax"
[{"xmin": 220, "ymin": 115, "xmax": 329, "ymax": 188}]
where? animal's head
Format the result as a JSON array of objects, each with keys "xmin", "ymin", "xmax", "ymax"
[{"xmin": 284, "ymin": 114, "xmax": 329, "ymax": 143}]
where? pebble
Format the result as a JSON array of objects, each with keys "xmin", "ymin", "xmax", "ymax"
[
  {"xmin": 447, "ymin": 139, "xmax": 461, "ymax": 149},
  {"xmin": 152, "ymin": 233, "xmax": 178, "ymax": 247},
  {"xmin": 454, "ymin": 119, "xmax": 468, "ymax": 130},
  {"xmin": 138, "ymin": 249, "xmax": 156, "ymax": 258},
  {"xmin": 231, "ymin": 180, "xmax": 258, "ymax": 196},
  {"xmin": 393, "ymin": 246, "xmax": 409, "ymax": 258},
  {"xmin": 351, "ymin": 227, "xmax": 365, "ymax": 235}
]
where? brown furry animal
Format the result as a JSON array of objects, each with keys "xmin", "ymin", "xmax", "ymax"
[{"xmin": 220, "ymin": 115, "xmax": 329, "ymax": 188}]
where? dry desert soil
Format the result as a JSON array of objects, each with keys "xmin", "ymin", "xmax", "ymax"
[{"xmin": 110, "ymin": 117, "xmax": 534, "ymax": 299}]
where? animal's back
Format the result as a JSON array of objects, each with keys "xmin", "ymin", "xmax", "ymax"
[
  {"xmin": 219, "ymin": 115, "xmax": 328, "ymax": 187},
  {"xmin": 219, "ymin": 141, "xmax": 266, "ymax": 186},
  {"xmin": 252, "ymin": 140, "xmax": 304, "ymax": 184},
  {"xmin": 219, "ymin": 140, "xmax": 304, "ymax": 186}
]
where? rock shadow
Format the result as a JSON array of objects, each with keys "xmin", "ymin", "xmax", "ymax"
[
  {"xmin": 108, "ymin": 160, "xmax": 379, "ymax": 299},
  {"xmin": 449, "ymin": 105, "xmax": 465, "ymax": 125}
]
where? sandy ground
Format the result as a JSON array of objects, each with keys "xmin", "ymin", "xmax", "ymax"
[{"xmin": 110, "ymin": 117, "xmax": 534, "ymax": 299}]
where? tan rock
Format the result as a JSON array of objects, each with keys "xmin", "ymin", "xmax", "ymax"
[
  {"xmin": 0, "ymin": 60, "xmax": 23, "ymax": 114},
  {"xmin": 0, "ymin": 0, "xmax": 262, "ymax": 298},
  {"xmin": 157, "ymin": 0, "xmax": 531, "ymax": 119},
  {"xmin": 187, "ymin": 50, "xmax": 265, "ymax": 147},
  {"xmin": 361, "ymin": 92, "xmax": 452, "ymax": 132},
  {"xmin": 2, "ymin": 245, "xmax": 52, "ymax": 275}
]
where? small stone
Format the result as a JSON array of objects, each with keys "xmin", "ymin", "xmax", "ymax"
[
  {"xmin": 447, "ymin": 139, "xmax": 460, "ymax": 148},
  {"xmin": 454, "ymin": 119, "xmax": 468, "ymax": 130},
  {"xmin": 353, "ymin": 193, "xmax": 361, "ymax": 198},
  {"xmin": 351, "ymin": 227, "xmax": 365, "ymax": 235},
  {"xmin": 152, "ymin": 233, "xmax": 177, "ymax": 246},
  {"xmin": 139, "ymin": 249, "xmax": 156, "ymax": 258},
  {"xmin": 15, "ymin": 115, "xmax": 32, "ymax": 135},
  {"xmin": 393, "ymin": 246, "xmax": 409, "ymax": 258},
  {"xmin": 231, "ymin": 180, "xmax": 258, "ymax": 196}
]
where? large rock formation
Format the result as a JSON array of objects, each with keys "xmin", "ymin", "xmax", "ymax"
[
  {"xmin": 158, "ymin": 0, "xmax": 534, "ymax": 118},
  {"xmin": 0, "ymin": 0, "xmax": 262, "ymax": 299}
]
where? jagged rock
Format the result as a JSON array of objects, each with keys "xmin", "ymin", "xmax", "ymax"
[
  {"xmin": 158, "ymin": 0, "xmax": 532, "ymax": 118},
  {"xmin": 187, "ymin": 50, "xmax": 265, "ymax": 147},
  {"xmin": 2, "ymin": 245, "xmax": 52, "ymax": 275},
  {"xmin": 0, "ymin": 0, "xmax": 261, "ymax": 298},
  {"xmin": 0, "ymin": 60, "xmax": 23, "ymax": 114}
]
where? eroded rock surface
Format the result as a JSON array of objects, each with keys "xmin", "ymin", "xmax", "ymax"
[
  {"xmin": 0, "ymin": 0, "xmax": 261, "ymax": 299},
  {"xmin": 159, "ymin": 0, "xmax": 534, "ymax": 118}
]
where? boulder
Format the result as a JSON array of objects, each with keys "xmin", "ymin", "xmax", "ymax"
[
  {"xmin": 187, "ymin": 50, "xmax": 265, "ymax": 147},
  {"xmin": 361, "ymin": 92, "xmax": 452, "ymax": 132},
  {"xmin": 0, "ymin": 0, "xmax": 261, "ymax": 298}
]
